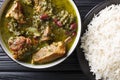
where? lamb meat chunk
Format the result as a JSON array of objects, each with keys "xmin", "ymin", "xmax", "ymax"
[
  {"xmin": 6, "ymin": 0, "xmax": 25, "ymax": 23},
  {"xmin": 8, "ymin": 36, "xmax": 32, "ymax": 60},
  {"xmin": 40, "ymin": 26, "xmax": 51, "ymax": 42},
  {"xmin": 32, "ymin": 41, "xmax": 66, "ymax": 64},
  {"xmin": 8, "ymin": 36, "xmax": 26, "ymax": 51}
]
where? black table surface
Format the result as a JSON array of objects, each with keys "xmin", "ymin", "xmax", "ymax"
[{"xmin": 0, "ymin": 0, "xmax": 103, "ymax": 80}]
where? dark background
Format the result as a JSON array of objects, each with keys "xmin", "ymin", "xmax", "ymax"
[{"xmin": 0, "ymin": 0, "xmax": 103, "ymax": 80}]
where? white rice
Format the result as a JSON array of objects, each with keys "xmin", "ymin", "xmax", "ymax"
[{"xmin": 81, "ymin": 4, "xmax": 120, "ymax": 80}]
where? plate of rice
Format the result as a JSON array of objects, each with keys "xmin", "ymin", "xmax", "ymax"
[{"xmin": 77, "ymin": 0, "xmax": 120, "ymax": 80}]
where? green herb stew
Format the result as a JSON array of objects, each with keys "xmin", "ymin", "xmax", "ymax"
[{"xmin": 1, "ymin": 0, "xmax": 78, "ymax": 64}]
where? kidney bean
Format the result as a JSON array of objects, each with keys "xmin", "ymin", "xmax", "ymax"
[
  {"xmin": 70, "ymin": 23, "xmax": 77, "ymax": 30},
  {"xmin": 40, "ymin": 14, "xmax": 49, "ymax": 20},
  {"xmin": 72, "ymin": 32, "xmax": 77, "ymax": 36},
  {"xmin": 56, "ymin": 21, "xmax": 63, "ymax": 27},
  {"xmin": 53, "ymin": 18, "xmax": 63, "ymax": 27}
]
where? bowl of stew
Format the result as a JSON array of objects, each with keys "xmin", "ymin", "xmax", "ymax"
[{"xmin": 0, "ymin": 0, "xmax": 81, "ymax": 69}]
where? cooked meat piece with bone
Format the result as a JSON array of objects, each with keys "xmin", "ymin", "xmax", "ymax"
[
  {"xmin": 32, "ymin": 41, "xmax": 66, "ymax": 64},
  {"xmin": 8, "ymin": 36, "xmax": 32, "ymax": 60},
  {"xmin": 6, "ymin": 1, "xmax": 25, "ymax": 23}
]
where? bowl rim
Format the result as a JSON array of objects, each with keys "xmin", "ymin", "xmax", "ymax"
[{"xmin": 0, "ymin": 0, "xmax": 81, "ymax": 69}]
